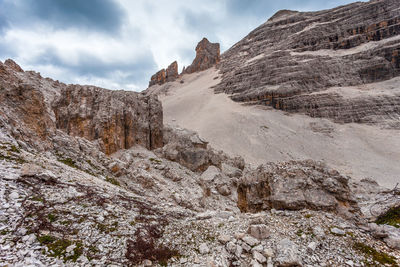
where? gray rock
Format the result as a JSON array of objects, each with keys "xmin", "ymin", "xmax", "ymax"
[
  {"xmin": 199, "ymin": 243, "xmax": 210, "ymax": 254},
  {"xmin": 307, "ymin": 241, "xmax": 318, "ymax": 252},
  {"xmin": 253, "ymin": 251, "xmax": 267, "ymax": 263},
  {"xmin": 218, "ymin": 234, "xmax": 231, "ymax": 244},
  {"xmin": 275, "ymin": 239, "xmax": 302, "ymax": 267},
  {"xmin": 330, "ymin": 228, "xmax": 346, "ymax": 236},
  {"xmin": 248, "ymin": 224, "xmax": 270, "ymax": 240},
  {"xmin": 242, "ymin": 235, "xmax": 260, "ymax": 247}
]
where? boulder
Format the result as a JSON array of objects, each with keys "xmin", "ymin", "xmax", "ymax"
[
  {"xmin": 237, "ymin": 160, "xmax": 358, "ymax": 215},
  {"xmin": 275, "ymin": 239, "xmax": 302, "ymax": 267}
]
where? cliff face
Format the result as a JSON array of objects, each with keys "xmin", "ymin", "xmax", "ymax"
[
  {"xmin": 54, "ymin": 86, "xmax": 163, "ymax": 155},
  {"xmin": 183, "ymin": 38, "xmax": 220, "ymax": 74},
  {"xmin": 215, "ymin": 0, "xmax": 400, "ymax": 127},
  {"xmin": 0, "ymin": 59, "xmax": 163, "ymax": 154}
]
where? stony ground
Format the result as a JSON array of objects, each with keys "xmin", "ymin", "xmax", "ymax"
[{"xmin": 1, "ymin": 128, "xmax": 399, "ymax": 267}]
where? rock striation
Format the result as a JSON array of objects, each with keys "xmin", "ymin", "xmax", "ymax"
[
  {"xmin": 0, "ymin": 59, "xmax": 163, "ymax": 155},
  {"xmin": 184, "ymin": 38, "xmax": 220, "ymax": 74},
  {"xmin": 215, "ymin": 0, "xmax": 400, "ymax": 127},
  {"xmin": 148, "ymin": 61, "xmax": 179, "ymax": 87}
]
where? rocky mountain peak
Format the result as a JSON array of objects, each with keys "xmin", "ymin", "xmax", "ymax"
[{"xmin": 183, "ymin": 37, "xmax": 220, "ymax": 74}]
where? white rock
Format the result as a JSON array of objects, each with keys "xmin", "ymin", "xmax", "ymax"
[
  {"xmin": 218, "ymin": 234, "xmax": 231, "ymax": 244},
  {"xmin": 307, "ymin": 241, "xmax": 318, "ymax": 252},
  {"xmin": 330, "ymin": 227, "xmax": 346, "ymax": 236},
  {"xmin": 199, "ymin": 243, "xmax": 210, "ymax": 254},
  {"xmin": 345, "ymin": 260, "xmax": 354, "ymax": 266},
  {"xmin": 253, "ymin": 251, "xmax": 267, "ymax": 263},
  {"xmin": 66, "ymin": 244, "xmax": 76, "ymax": 253},
  {"xmin": 250, "ymin": 260, "xmax": 263, "ymax": 267},
  {"xmin": 262, "ymin": 248, "xmax": 274, "ymax": 258},
  {"xmin": 275, "ymin": 239, "xmax": 302, "ymax": 267},
  {"xmin": 143, "ymin": 259, "xmax": 152, "ymax": 266},
  {"xmin": 9, "ymin": 192, "xmax": 19, "ymax": 199},
  {"xmin": 242, "ymin": 235, "xmax": 260, "ymax": 247}
]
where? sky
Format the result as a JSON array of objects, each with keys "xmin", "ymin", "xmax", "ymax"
[{"xmin": 0, "ymin": 0, "xmax": 363, "ymax": 91}]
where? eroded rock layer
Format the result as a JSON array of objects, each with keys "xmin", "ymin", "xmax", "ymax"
[{"xmin": 215, "ymin": 0, "xmax": 400, "ymax": 126}]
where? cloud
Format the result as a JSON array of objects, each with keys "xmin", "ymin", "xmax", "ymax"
[
  {"xmin": 0, "ymin": 0, "xmax": 366, "ymax": 91},
  {"xmin": 1, "ymin": 0, "xmax": 126, "ymax": 34}
]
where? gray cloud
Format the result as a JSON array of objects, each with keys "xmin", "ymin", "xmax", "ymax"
[
  {"xmin": 1, "ymin": 0, "xmax": 126, "ymax": 33},
  {"xmin": 0, "ymin": 0, "xmax": 366, "ymax": 91}
]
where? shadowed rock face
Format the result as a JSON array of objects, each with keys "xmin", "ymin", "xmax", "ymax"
[
  {"xmin": 0, "ymin": 60, "xmax": 163, "ymax": 154},
  {"xmin": 183, "ymin": 38, "xmax": 220, "ymax": 74},
  {"xmin": 215, "ymin": 0, "xmax": 400, "ymax": 127}
]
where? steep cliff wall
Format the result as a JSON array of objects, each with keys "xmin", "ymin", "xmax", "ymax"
[{"xmin": 0, "ymin": 60, "xmax": 163, "ymax": 154}]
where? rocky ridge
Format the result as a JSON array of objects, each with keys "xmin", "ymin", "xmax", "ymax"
[{"xmin": 214, "ymin": 0, "xmax": 400, "ymax": 128}]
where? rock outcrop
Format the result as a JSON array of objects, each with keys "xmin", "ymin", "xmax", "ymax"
[
  {"xmin": 215, "ymin": 0, "xmax": 400, "ymax": 127},
  {"xmin": 237, "ymin": 160, "xmax": 358, "ymax": 216},
  {"xmin": 0, "ymin": 59, "xmax": 163, "ymax": 154},
  {"xmin": 183, "ymin": 38, "xmax": 220, "ymax": 74},
  {"xmin": 149, "ymin": 61, "xmax": 179, "ymax": 87},
  {"xmin": 54, "ymin": 86, "xmax": 163, "ymax": 155}
]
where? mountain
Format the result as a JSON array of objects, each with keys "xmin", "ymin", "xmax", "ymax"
[
  {"xmin": 215, "ymin": 0, "xmax": 400, "ymax": 128},
  {"xmin": 1, "ymin": 0, "xmax": 400, "ymax": 266}
]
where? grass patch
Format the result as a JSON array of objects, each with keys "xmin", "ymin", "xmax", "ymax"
[
  {"xmin": 353, "ymin": 242, "xmax": 398, "ymax": 267},
  {"xmin": 57, "ymin": 158, "xmax": 77, "ymax": 168},
  {"xmin": 105, "ymin": 176, "xmax": 120, "ymax": 186},
  {"xmin": 0, "ymin": 229, "xmax": 9, "ymax": 235},
  {"xmin": 37, "ymin": 235, "xmax": 83, "ymax": 263},
  {"xmin": 376, "ymin": 206, "xmax": 400, "ymax": 228},
  {"xmin": 31, "ymin": 196, "xmax": 44, "ymax": 202},
  {"xmin": 149, "ymin": 158, "xmax": 162, "ymax": 164},
  {"xmin": 10, "ymin": 145, "xmax": 20, "ymax": 153},
  {"xmin": 48, "ymin": 213, "xmax": 57, "ymax": 223}
]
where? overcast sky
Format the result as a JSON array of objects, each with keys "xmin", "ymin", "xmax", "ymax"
[{"xmin": 0, "ymin": 0, "xmax": 362, "ymax": 91}]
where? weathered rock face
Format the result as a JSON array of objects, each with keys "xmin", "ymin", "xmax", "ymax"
[
  {"xmin": 166, "ymin": 61, "xmax": 179, "ymax": 82},
  {"xmin": 183, "ymin": 38, "xmax": 220, "ymax": 74},
  {"xmin": 0, "ymin": 60, "xmax": 57, "ymax": 150},
  {"xmin": 54, "ymin": 86, "xmax": 163, "ymax": 155},
  {"xmin": 0, "ymin": 59, "xmax": 163, "ymax": 154},
  {"xmin": 237, "ymin": 160, "xmax": 358, "ymax": 216},
  {"xmin": 215, "ymin": 0, "xmax": 400, "ymax": 127},
  {"xmin": 149, "ymin": 61, "xmax": 179, "ymax": 87},
  {"xmin": 149, "ymin": 69, "xmax": 166, "ymax": 87}
]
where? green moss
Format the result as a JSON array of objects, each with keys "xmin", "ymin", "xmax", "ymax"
[
  {"xmin": 31, "ymin": 196, "xmax": 44, "ymax": 202},
  {"xmin": 149, "ymin": 158, "xmax": 162, "ymax": 164},
  {"xmin": 304, "ymin": 214, "xmax": 313, "ymax": 219},
  {"xmin": 354, "ymin": 242, "xmax": 398, "ymax": 267},
  {"xmin": 97, "ymin": 222, "xmax": 118, "ymax": 233},
  {"xmin": 105, "ymin": 176, "xmax": 120, "ymax": 186},
  {"xmin": 0, "ymin": 229, "xmax": 9, "ymax": 235},
  {"xmin": 37, "ymin": 235, "xmax": 83, "ymax": 263},
  {"xmin": 38, "ymin": 235, "xmax": 56, "ymax": 245},
  {"xmin": 47, "ymin": 213, "xmax": 57, "ymax": 223},
  {"xmin": 376, "ymin": 206, "xmax": 400, "ymax": 228},
  {"xmin": 10, "ymin": 145, "xmax": 20, "ymax": 153},
  {"xmin": 58, "ymin": 158, "xmax": 77, "ymax": 168}
]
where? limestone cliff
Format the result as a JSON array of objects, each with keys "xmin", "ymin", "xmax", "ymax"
[
  {"xmin": 215, "ymin": 0, "xmax": 400, "ymax": 127},
  {"xmin": 0, "ymin": 59, "xmax": 163, "ymax": 154}
]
